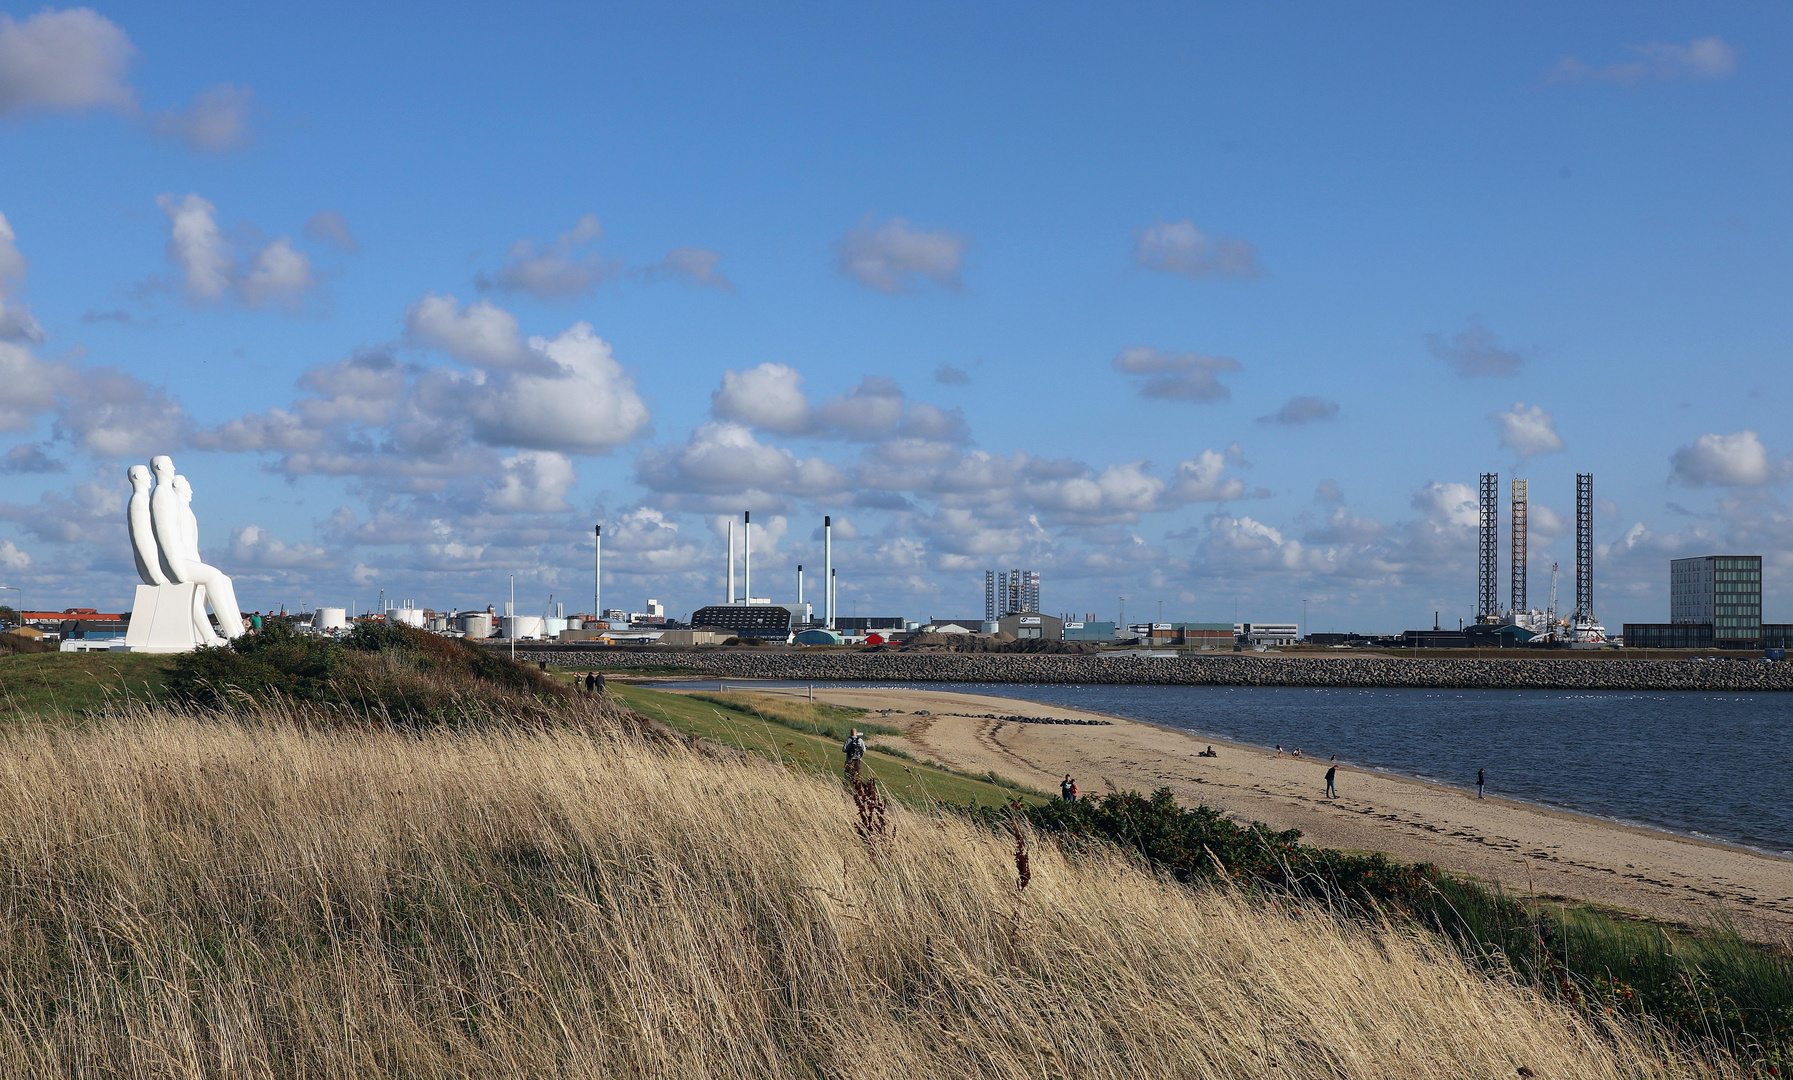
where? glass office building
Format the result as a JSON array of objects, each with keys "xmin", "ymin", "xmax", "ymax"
[{"xmin": 1648, "ymin": 554, "xmax": 1764, "ymax": 648}]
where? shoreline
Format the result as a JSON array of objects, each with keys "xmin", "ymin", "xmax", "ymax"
[{"xmin": 654, "ymin": 680, "xmax": 1793, "ymax": 946}]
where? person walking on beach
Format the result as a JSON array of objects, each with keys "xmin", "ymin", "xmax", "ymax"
[
  {"xmin": 1061, "ymin": 775, "xmax": 1077, "ymax": 803},
  {"xmin": 843, "ymin": 729, "xmax": 867, "ymax": 775},
  {"xmin": 1324, "ymin": 765, "xmax": 1338, "ymax": 799},
  {"xmin": 1476, "ymin": 768, "xmax": 1486, "ymax": 799}
]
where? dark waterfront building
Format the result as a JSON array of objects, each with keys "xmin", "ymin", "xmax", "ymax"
[
  {"xmin": 688, "ymin": 604, "xmax": 793, "ymax": 638},
  {"xmin": 832, "ymin": 616, "xmax": 906, "ymax": 633}
]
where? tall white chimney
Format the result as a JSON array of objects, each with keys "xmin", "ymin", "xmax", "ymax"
[
  {"xmin": 593, "ymin": 524, "xmax": 602, "ymax": 621},
  {"xmin": 823, "ymin": 516, "xmax": 833, "ymax": 629},
  {"xmin": 797, "ymin": 564, "xmax": 804, "ymax": 608},
  {"xmin": 726, "ymin": 519, "xmax": 736, "ymax": 604},
  {"xmin": 743, "ymin": 510, "xmax": 752, "ymax": 605}
]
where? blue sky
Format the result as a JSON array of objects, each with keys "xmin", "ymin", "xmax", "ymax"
[{"xmin": 1, "ymin": 2, "xmax": 1788, "ymax": 631}]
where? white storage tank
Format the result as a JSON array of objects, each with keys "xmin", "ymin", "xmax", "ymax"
[
  {"xmin": 427, "ymin": 615, "xmax": 448, "ymax": 632},
  {"xmin": 501, "ymin": 615, "xmax": 545, "ymax": 640},
  {"xmin": 313, "ymin": 607, "xmax": 348, "ymax": 631},
  {"xmin": 543, "ymin": 617, "xmax": 567, "ymax": 637},
  {"xmin": 388, "ymin": 607, "xmax": 425, "ymax": 628},
  {"xmin": 460, "ymin": 613, "xmax": 493, "ymax": 639}
]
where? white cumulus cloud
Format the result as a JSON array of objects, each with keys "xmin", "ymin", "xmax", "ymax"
[
  {"xmin": 1670, "ymin": 430, "xmax": 1785, "ymax": 487},
  {"xmin": 156, "ymin": 193, "xmax": 315, "ymax": 308},
  {"xmin": 833, "ymin": 216, "xmax": 967, "ymax": 293},
  {"xmin": 152, "ymin": 82, "xmax": 252, "ymax": 151},
  {"xmin": 303, "ymin": 210, "xmax": 358, "ymax": 253},
  {"xmin": 1425, "ymin": 317, "xmax": 1527, "ymax": 377},
  {"xmin": 0, "ymin": 211, "xmax": 43, "ymax": 343},
  {"xmin": 478, "ymin": 214, "xmax": 619, "ymax": 300},
  {"xmin": 1258, "ymin": 396, "xmax": 1338, "ymax": 425},
  {"xmin": 1492, "ymin": 402, "xmax": 1565, "ymax": 457},
  {"xmin": 711, "ymin": 362, "xmax": 812, "ymax": 434},
  {"xmin": 488, "ymin": 451, "xmax": 577, "ymax": 513},
  {"xmin": 1132, "ymin": 219, "xmax": 1262, "ymax": 279},
  {"xmin": 157, "ymin": 193, "xmax": 233, "ymax": 301},
  {"xmin": 645, "ymin": 247, "xmax": 732, "ymax": 291},
  {"xmin": 0, "ymin": 7, "xmax": 134, "ymax": 116},
  {"xmin": 1112, "ymin": 346, "xmax": 1241, "ymax": 402},
  {"xmin": 462, "ymin": 322, "xmax": 651, "ymax": 453},
  {"xmin": 405, "ymin": 293, "xmax": 534, "ymax": 370}
]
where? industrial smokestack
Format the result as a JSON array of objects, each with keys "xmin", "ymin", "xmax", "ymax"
[
  {"xmin": 594, "ymin": 524, "xmax": 602, "ymax": 622},
  {"xmin": 824, "ymin": 516, "xmax": 833, "ymax": 629},
  {"xmin": 726, "ymin": 519, "xmax": 736, "ymax": 604},
  {"xmin": 831, "ymin": 568, "xmax": 837, "ymax": 630},
  {"xmin": 797, "ymin": 564, "xmax": 804, "ymax": 608},
  {"xmin": 743, "ymin": 511, "xmax": 752, "ymax": 606}
]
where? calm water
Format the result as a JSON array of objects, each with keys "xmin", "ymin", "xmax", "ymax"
[{"xmin": 654, "ymin": 681, "xmax": 1793, "ymax": 855}]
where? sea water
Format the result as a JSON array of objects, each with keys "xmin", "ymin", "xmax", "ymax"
[{"xmin": 653, "ymin": 681, "xmax": 1793, "ymax": 856}]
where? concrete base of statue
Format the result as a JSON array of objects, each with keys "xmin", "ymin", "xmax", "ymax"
[{"xmin": 123, "ymin": 582, "xmax": 214, "ymax": 653}]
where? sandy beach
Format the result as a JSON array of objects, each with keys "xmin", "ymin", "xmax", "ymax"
[{"xmin": 665, "ymin": 683, "xmax": 1793, "ymax": 946}]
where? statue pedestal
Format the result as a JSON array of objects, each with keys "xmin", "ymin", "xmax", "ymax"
[{"xmin": 123, "ymin": 582, "xmax": 211, "ymax": 653}]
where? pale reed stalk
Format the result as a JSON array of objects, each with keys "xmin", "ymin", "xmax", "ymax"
[{"xmin": 0, "ymin": 700, "xmax": 1727, "ymax": 1078}]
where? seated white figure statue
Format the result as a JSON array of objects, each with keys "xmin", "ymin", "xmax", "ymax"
[
  {"xmin": 148, "ymin": 455, "xmax": 244, "ymax": 640},
  {"xmin": 126, "ymin": 463, "xmax": 223, "ymax": 647}
]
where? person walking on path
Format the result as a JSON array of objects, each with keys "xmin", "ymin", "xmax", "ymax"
[
  {"xmin": 1476, "ymin": 768, "xmax": 1486, "ymax": 799},
  {"xmin": 1324, "ymin": 765, "xmax": 1338, "ymax": 799},
  {"xmin": 843, "ymin": 729, "xmax": 867, "ymax": 775},
  {"xmin": 1061, "ymin": 775, "xmax": 1078, "ymax": 803}
]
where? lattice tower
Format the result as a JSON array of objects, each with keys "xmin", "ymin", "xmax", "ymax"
[
  {"xmin": 1478, "ymin": 472, "xmax": 1499, "ymax": 621},
  {"xmin": 1574, "ymin": 473, "xmax": 1594, "ymax": 621},
  {"xmin": 1510, "ymin": 479, "xmax": 1527, "ymax": 617}
]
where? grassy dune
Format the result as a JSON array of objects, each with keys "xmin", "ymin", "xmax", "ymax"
[
  {"xmin": 0, "ymin": 697, "xmax": 1721, "ymax": 1078},
  {"xmin": 610, "ymin": 683, "xmax": 1042, "ymax": 806},
  {"xmin": 0, "ymin": 650, "xmax": 174, "ymax": 721}
]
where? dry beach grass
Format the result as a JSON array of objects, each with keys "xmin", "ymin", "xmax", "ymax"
[{"xmin": 0, "ymin": 698, "xmax": 1727, "ymax": 1078}]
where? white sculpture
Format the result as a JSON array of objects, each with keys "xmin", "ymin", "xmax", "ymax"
[{"xmin": 123, "ymin": 455, "xmax": 243, "ymax": 652}]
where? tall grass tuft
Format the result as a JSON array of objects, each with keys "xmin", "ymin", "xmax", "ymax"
[{"xmin": 0, "ymin": 699, "xmax": 1732, "ymax": 1078}]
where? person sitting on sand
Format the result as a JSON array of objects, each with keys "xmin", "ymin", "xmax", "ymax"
[{"xmin": 1292, "ymin": 747, "xmax": 1302, "ymax": 758}]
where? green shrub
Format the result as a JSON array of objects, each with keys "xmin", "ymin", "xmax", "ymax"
[
  {"xmin": 166, "ymin": 620, "xmax": 567, "ymax": 724},
  {"xmin": 982, "ymin": 787, "xmax": 1441, "ymax": 911}
]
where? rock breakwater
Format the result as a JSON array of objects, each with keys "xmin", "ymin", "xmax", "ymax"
[{"xmin": 511, "ymin": 646, "xmax": 1793, "ymax": 692}]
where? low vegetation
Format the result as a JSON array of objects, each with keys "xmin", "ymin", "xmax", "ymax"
[
  {"xmin": 166, "ymin": 618, "xmax": 569, "ymax": 724},
  {"xmin": 0, "ymin": 703, "xmax": 1722, "ymax": 1078},
  {"xmin": 610, "ymin": 683, "xmax": 1039, "ymax": 808},
  {"xmin": 2, "ymin": 640, "xmax": 1784, "ymax": 1073},
  {"xmin": 991, "ymin": 787, "xmax": 1793, "ymax": 1071},
  {"xmin": 681, "ymin": 688, "xmax": 893, "ymax": 739},
  {"xmin": 0, "ymin": 649, "xmax": 173, "ymax": 721}
]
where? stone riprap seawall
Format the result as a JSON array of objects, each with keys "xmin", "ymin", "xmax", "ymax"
[{"xmin": 510, "ymin": 646, "xmax": 1793, "ymax": 692}]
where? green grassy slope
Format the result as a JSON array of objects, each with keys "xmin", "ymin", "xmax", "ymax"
[
  {"xmin": 0, "ymin": 652, "xmax": 174, "ymax": 721},
  {"xmin": 608, "ymin": 684, "xmax": 1044, "ymax": 808}
]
